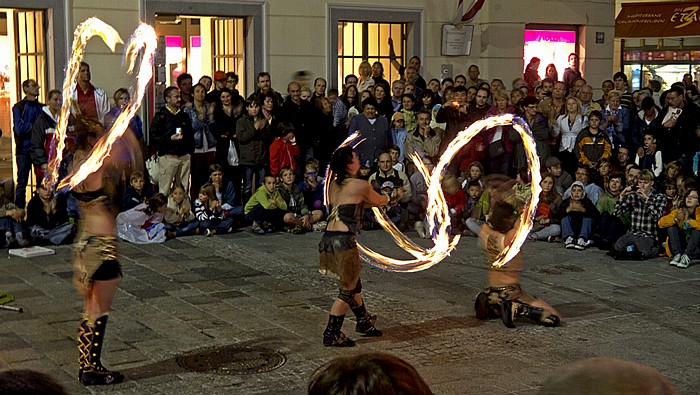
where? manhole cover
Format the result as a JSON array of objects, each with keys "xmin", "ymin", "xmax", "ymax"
[{"xmin": 176, "ymin": 345, "xmax": 286, "ymax": 375}]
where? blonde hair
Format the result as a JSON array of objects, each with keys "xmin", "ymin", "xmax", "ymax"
[
  {"xmin": 607, "ymin": 90, "xmax": 622, "ymax": 100},
  {"xmin": 441, "ymin": 173, "xmax": 460, "ymax": 195},
  {"xmin": 493, "ymin": 90, "xmax": 510, "ymax": 104}
]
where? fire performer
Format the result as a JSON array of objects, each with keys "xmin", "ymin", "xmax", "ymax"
[
  {"xmin": 319, "ymin": 146, "xmax": 400, "ymax": 347},
  {"xmin": 475, "ymin": 193, "xmax": 561, "ymax": 328},
  {"xmin": 70, "ymin": 116, "xmax": 140, "ymax": 385}
]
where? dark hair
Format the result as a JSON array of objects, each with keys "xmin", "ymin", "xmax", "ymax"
[
  {"xmin": 541, "ymin": 77, "xmax": 555, "ymax": 86},
  {"xmin": 613, "ymin": 71, "xmax": 628, "ymax": 82},
  {"xmin": 192, "ymin": 83, "xmax": 206, "ymax": 96},
  {"xmin": 145, "ymin": 193, "xmax": 167, "ymax": 214},
  {"xmin": 0, "ymin": 369, "xmax": 69, "ymax": 395},
  {"xmin": 589, "ymin": 110, "xmax": 603, "ymax": 120},
  {"xmin": 262, "ymin": 173, "xmax": 277, "ymax": 183},
  {"xmin": 489, "ymin": 199, "xmax": 520, "ymax": 233},
  {"xmin": 328, "ymin": 88, "xmax": 339, "ymax": 97},
  {"xmin": 208, "ymin": 163, "xmax": 224, "ymax": 174},
  {"xmin": 278, "ymin": 121, "xmax": 295, "ymax": 137},
  {"xmin": 667, "ymin": 85, "xmax": 685, "ymax": 98},
  {"xmin": 344, "ymin": 74, "xmax": 358, "ymax": 84},
  {"xmin": 176, "ymin": 73, "xmax": 193, "ymax": 86},
  {"xmin": 517, "ymin": 167, "xmax": 531, "ymax": 184},
  {"xmin": 466, "ymin": 180, "xmax": 482, "ymax": 190},
  {"xmin": 226, "ymin": 71, "xmax": 239, "ymax": 81},
  {"xmin": 362, "ymin": 97, "xmax": 378, "ymax": 108},
  {"xmin": 455, "ymin": 74, "xmax": 467, "ymax": 82},
  {"xmin": 163, "ymin": 86, "xmax": 179, "ymax": 101},
  {"xmin": 401, "ymin": 94, "xmax": 415, "ymax": 103},
  {"xmin": 539, "ymin": 172, "xmax": 560, "ymax": 204},
  {"xmin": 47, "ymin": 89, "xmax": 61, "ymax": 100},
  {"xmin": 256, "ymin": 90, "xmax": 278, "ymax": 109},
  {"xmin": 329, "ymin": 146, "xmax": 356, "ymax": 184},
  {"xmin": 257, "ymin": 71, "xmax": 271, "ymax": 81},
  {"xmin": 530, "ymin": 56, "xmax": 541, "ymax": 64},
  {"xmin": 441, "ymin": 77, "xmax": 454, "ymax": 85},
  {"xmin": 308, "ymin": 352, "xmax": 433, "ymax": 395},
  {"xmin": 453, "ymin": 85, "xmax": 468, "ymax": 94},
  {"xmin": 522, "ymin": 96, "xmax": 539, "ymax": 107},
  {"xmin": 389, "ymin": 145, "xmax": 400, "ymax": 153}
]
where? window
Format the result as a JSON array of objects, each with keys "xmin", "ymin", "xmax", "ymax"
[
  {"xmin": 212, "ymin": 17, "xmax": 246, "ymax": 95},
  {"xmin": 337, "ymin": 21, "xmax": 406, "ymax": 87},
  {"xmin": 15, "ymin": 9, "xmax": 45, "ymax": 103}
]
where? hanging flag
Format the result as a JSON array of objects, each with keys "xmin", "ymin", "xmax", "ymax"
[{"xmin": 452, "ymin": 0, "xmax": 486, "ymax": 24}]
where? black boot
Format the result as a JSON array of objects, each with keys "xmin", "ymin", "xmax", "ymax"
[
  {"xmin": 516, "ymin": 304, "xmax": 561, "ymax": 327},
  {"xmin": 323, "ymin": 315, "xmax": 355, "ymax": 347},
  {"xmin": 500, "ymin": 300, "xmax": 516, "ymax": 328},
  {"xmin": 79, "ymin": 315, "xmax": 124, "ymax": 386},
  {"xmin": 352, "ymin": 305, "xmax": 383, "ymax": 337}
]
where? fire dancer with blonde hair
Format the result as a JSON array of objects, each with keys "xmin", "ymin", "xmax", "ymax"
[
  {"xmin": 475, "ymin": 192, "xmax": 561, "ymax": 328},
  {"xmin": 69, "ymin": 116, "xmax": 142, "ymax": 385}
]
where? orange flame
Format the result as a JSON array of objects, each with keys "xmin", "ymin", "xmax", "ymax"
[
  {"xmin": 58, "ymin": 23, "xmax": 157, "ymax": 190},
  {"xmin": 325, "ymin": 114, "xmax": 540, "ymax": 272},
  {"xmin": 44, "ymin": 17, "xmax": 123, "ymax": 190}
]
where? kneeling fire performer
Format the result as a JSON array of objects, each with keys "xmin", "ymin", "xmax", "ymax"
[
  {"xmin": 319, "ymin": 146, "xmax": 400, "ymax": 347},
  {"xmin": 68, "ymin": 117, "xmax": 141, "ymax": 385},
  {"xmin": 475, "ymin": 195, "xmax": 561, "ymax": 328}
]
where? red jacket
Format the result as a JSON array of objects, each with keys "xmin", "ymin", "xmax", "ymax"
[
  {"xmin": 269, "ymin": 137, "xmax": 300, "ymax": 176},
  {"xmin": 445, "ymin": 189, "xmax": 467, "ymax": 218}
]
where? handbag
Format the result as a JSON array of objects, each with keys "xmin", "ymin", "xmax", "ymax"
[
  {"xmin": 227, "ymin": 141, "xmax": 239, "ymax": 166},
  {"xmin": 145, "ymin": 154, "xmax": 160, "ymax": 184},
  {"xmin": 488, "ymin": 139, "xmax": 505, "ymax": 158}
]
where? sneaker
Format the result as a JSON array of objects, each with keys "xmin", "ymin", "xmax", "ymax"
[
  {"xmin": 204, "ymin": 229, "xmax": 216, "ymax": 237},
  {"xmin": 16, "ymin": 235, "xmax": 30, "ymax": 247},
  {"xmin": 414, "ymin": 221, "xmax": 426, "ymax": 239},
  {"xmin": 527, "ymin": 234, "xmax": 538, "ymax": 242},
  {"xmin": 677, "ymin": 254, "xmax": 690, "ymax": 268},
  {"xmin": 584, "ymin": 239, "xmax": 594, "ymax": 247},
  {"xmin": 574, "ymin": 237, "xmax": 586, "ymax": 250},
  {"xmin": 564, "ymin": 236, "xmax": 575, "ymax": 249},
  {"xmin": 670, "ymin": 254, "xmax": 682, "ymax": 266},
  {"xmin": 547, "ymin": 236, "xmax": 560, "ymax": 243},
  {"xmin": 251, "ymin": 222, "xmax": 265, "ymax": 235}
]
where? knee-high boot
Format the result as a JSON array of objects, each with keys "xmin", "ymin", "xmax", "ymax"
[
  {"xmin": 322, "ymin": 315, "xmax": 355, "ymax": 347},
  {"xmin": 352, "ymin": 304, "xmax": 383, "ymax": 337},
  {"xmin": 78, "ymin": 315, "xmax": 124, "ymax": 386}
]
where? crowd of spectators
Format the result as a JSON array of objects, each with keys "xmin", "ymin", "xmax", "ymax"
[{"xmin": 6, "ymin": 53, "xmax": 700, "ymax": 268}]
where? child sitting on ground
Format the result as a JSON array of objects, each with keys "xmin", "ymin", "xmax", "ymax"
[
  {"xmin": 555, "ymin": 180, "xmax": 599, "ymax": 250},
  {"xmin": 278, "ymin": 167, "xmax": 324, "ymax": 233},
  {"xmin": 25, "ymin": 184, "xmax": 76, "ymax": 245},
  {"xmin": 122, "ymin": 171, "xmax": 152, "ymax": 211},
  {"xmin": 195, "ymin": 185, "xmax": 235, "ymax": 236},
  {"xmin": 244, "ymin": 174, "xmax": 289, "ymax": 234},
  {"xmin": 299, "ymin": 160, "xmax": 324, "ymax": 211},
  {"xmin": 476, "ymin": 196, "xmax": 561, "ymax": 328},
  {"xmin": 461, "ymin": 161, "xmax": 484, "ymax": 191},
  {"xmin": 164, "ymin": 183, "xmax": 198, "ymax": 237},
  {"xmin": 0, "ymin": 190, "xmax": 28, "ymax": 247},
  {"xmin": 463, "ymin": 180, "xmax": 483, "ymax": 228},
  {"xmin": 546, "ymin": 156, "xmax": 573, "ymax": 195},
  {"xmin": 116, "ymin": 193, "xmax": 169, "ymax": 243}
]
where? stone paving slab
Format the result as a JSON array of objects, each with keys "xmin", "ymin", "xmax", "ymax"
[{"xmin": 0, "ymin": 230, "xmax": 699, "ymax": 394}]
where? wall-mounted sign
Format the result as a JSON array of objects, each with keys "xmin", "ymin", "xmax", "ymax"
[{"xmin": 441, "ymin": 24, "xmax": 474, "ymax": 56}]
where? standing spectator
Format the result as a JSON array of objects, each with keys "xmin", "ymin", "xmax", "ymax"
[
  {"xmin": 545, "ymin": 64, "xmax": 559, "ymax": 82},
  {"xmin": 269, "ymin": 122, "xmax": 300, "ymax": 177},
  {"xmin": 601, "ymin": 90, "xmax": 630, "ymax": 148},
  {"xmin": 613, "ymin": 71, "xmax": 633, "ymax": 110},
  {"xmin": 524, "ymin": 57, "xmax": 542, "ymax": 94},
  {"xmin": 562, "ymin": 53, "xmax": 582, "ymax": 93},
  {"xmin": 553, "ymin": 97, "xmax": 588, "ymax": 174},
  {"xmin": 184, "ymin": 83, "xmax": 218, "ymax": 202},
  {"xmin": 237, "ymin": 99, "xmax": 272, "ymax": 203},
  {"xmin": 578, "ymin": 84, "xmax": 602, "ymax": 118},
  {"xmin": 466, "ymin": 65, "xmax": 486, "ymax": 88},
  {"xmin": 654, "ymin": 86, "xmax": 699, "ymax": 167},
  {"xmin": 71, "ymin": 62, "xmax": 110, "ymax": 123},
  {"xmin": 635, "ymin": 131, "xmax": 663, "ymax": 177},
  {"xmin": 612, "ymin": 146, "xmax": 632, "ymax": 174},
  {"xmin": 12, "ymin": 79, "xmax": 43, "ymax": 208},
  {"xmin": 596, "ymin": 79, "xmax": 615, "ymax": 108},
  {"xmin": 633, "ymin": 96, "xmax": 660, "ymax": 150},
  {"xmin": 280, "ymin": 81, "xmax": 313, "ymax": 162},
  {"xmin": 357, "ymin": 61, "xmax": 375, "ymax": 93},
  {"xmin": 539, "ymin": 81, "xmax": 567, "ymax": 132},
  {"xmin": 374, "ymin": 83, "xmax": 394, "ymax": 119},
  {"xmin": 248, "ymin": 72, "xmax": 284, "ymax": 107},
  {"xmin": 149, "ymin": 86, "xmax": 195, "ymax": 196},
  {"xmin": 104, "ymin": 88, "xmax": 143, "ymax": 142},
  {"xmin": 333, "ymin": 84, "xmax": 358, "ymax": 133},
  {"xmin": 388, "ymin": 38, "xmax": 427, "ymax": 90},
  {"xmin": 436, "ymin": 86, "xmax": 471, "ymax": 155},
  {"xmin": 390, "ymin": 80, "xmax": 405, "ymax": 112},
  {"xmin": 404, "ymin": 110, "xmax": 442, "ymax": 166},
  {"xmin": 370, "ymin": 62, "xmax": 388, "ymax": 90},
  {"xmin": 213, "ymin": 88, "xmax": 243, "ymax": 204},
  {"xmin": 512, "ymin": 96, "xmax": 550, "ymax": 170},
  {"xmin": 612, "ymin": 169, "xmax": 667, "ymax": 259},
  {"xmin": 348, "ymin": 98, "xmax": 391, "ymax": 168},
  {"xmin": 176, "ymin": 73, "xmax": 193, "ymax": 107},
  {"xmin": 574, "ymin": 111, "xmax": 611, "ymax": 169},
  {"xmin": 312, "ymin": 77, "xmax": 327, "ymax": 102},
  {"xmin": 30, "ymin": 89, "xmax": 61, "ymax": 181},
  {"xmin": 310, "ymin": 97, "xmax": 336, "ymax": 174},
  {"xmin": 205, "ymin": 70, "xmax": 227, "ymax": 104},
  {"xmin": 484, "ymin": 91, "xmax": 517, "ymax": 175}
]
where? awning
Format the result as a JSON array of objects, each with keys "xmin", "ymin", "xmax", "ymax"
[{"xmin": 616, "ymin": 2, "xmax": 700, "ymax": 38}]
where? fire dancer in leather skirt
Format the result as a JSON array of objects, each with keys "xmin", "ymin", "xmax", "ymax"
[
  {"xmin": 319, "ymin": 146, "xmax": 401, "ymax": 347},
  {"xmin": 69, "ymin": 117, "xmax": 141, "ymax": 385}
]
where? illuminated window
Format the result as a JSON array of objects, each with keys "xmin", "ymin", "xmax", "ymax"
[
  {"xmin": 15, "ymin": 9, "xmax": 45, "ymax": 103},
  {"xmin": 523, "ymin": 29, "xmax": 576, "ymax": 82},
  {"xmin": 337, "ymin": 21, "xmax": 406, "ymax": 87},
  {"xmin": 212, "ymin": 17, "xmax": 246, "ymax": 96}
]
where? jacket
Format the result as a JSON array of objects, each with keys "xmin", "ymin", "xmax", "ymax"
[
  {"xmin": 510, "ymin": 112, "xmax": 550, "ymax": 169},
  {"xmin": 149, "ymin": 106, "xmax": 195, "ymax": 157},
  {"xmin": 25, "ymin": 193, "xmax": 69, "ymax": 228},
  {"xmin": 244, "ymin": 187, "xmax": 287, "ymax": 215},
  {"xmin": 403, "ymin": 127, "xmax": 442, "ymax": 163},
  {"xmin": 30, "ymin": 106, "xmax": 57, "ymax": 166},
  {"xmin": 237, "ymin": 115, "xmax": 273, "ymax": 166},
  {"xmin": 348, "ymin": 114, "xmax": 390, "ymax": 167},
  {"xmin": 12, "ymin": 98, "xmax": 43, "ymax": 154},
  {"xmin": 658, "ymin": 206, "xmax": 700, "ymax": 256},
  {"xmin": 575, "ymin": 128, "xmax": 612, "ymax": 167},
  {"xmin": 278, "ymin": 183, "xmax": 309, "ymax": 216},
  {"xmin": 70, "ymin": 83, "xmax": 110, "ymax": 123},
  {"xmin": 184, "ymin": 105, "xmax": 217, "ymax": 152},
  {"xmin": 269, "ymin": 137, "xmax": 300, "ymax": 176}
]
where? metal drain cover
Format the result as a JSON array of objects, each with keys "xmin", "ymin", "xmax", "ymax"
[{"xmin": 176, "ymin": 345, "xmax": 286, "ymax": 375}]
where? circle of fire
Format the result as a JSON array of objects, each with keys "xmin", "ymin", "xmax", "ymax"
[{"xmin": 325, "ymin": 114, "xmax": 540, "ymax": 272}]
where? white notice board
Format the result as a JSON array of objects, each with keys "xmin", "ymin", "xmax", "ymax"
[{"xmin": 441, "ymin": 24, "xmax": 474, "ymax": 56}]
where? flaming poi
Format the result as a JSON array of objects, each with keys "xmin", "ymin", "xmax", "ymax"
[{"xmin": 324, "ymin": 114, "xmax": 540, "ymax": 272}]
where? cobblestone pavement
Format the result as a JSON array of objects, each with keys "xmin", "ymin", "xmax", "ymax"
[{"xmin": 0, "ymin": 229, "xmax": 698, "ymax": 394}]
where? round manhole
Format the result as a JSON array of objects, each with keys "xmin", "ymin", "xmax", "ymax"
[{"xmin": 176, "ymin": 345, "xmax": 286, "ymax": 375}]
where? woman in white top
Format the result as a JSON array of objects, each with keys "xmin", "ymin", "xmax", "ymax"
[
  {"xmin": 357, "ymin": 61, "xmax": 375, "ymax": 93},
  {"xmin": 553, "ymin": 96, "xmax": 588, "ymax": 175}
]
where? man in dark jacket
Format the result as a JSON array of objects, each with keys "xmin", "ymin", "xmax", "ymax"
[
  {"xmin": 654, "ymin": 86, "xmax": 699, "ymax": 168},
  {"xmin": 149, "ymin": 86, "xmax": 195, "ymax": 196},
  {"xmin": 348, "ymin": 98, "xmax": 390, "ymax": 169},
  {"xmin": 12, "ymin": 79, "xmax": 43, "ymax": 208}
]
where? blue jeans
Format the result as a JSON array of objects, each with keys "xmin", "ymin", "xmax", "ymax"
[
  {"xmin": 667, "ymin": 227, "xmax": 700, "ymax": 259},
  {"xmin": 561, "ymin": 215, "xmax": 593, "ymax": 239},
  {"xmin": 241, "ymin": 165, "xmax": 265, "ymax": 204},
  {"xmin": 14, "ymin": 153, "xmax": 32, "ymax": 208},
  {"xmin": 165, "ymin": 220, "xmax": 200, "ymax": 237}
]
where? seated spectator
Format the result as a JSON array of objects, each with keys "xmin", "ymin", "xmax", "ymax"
[
  {"xmin": 269, "ymin": 122, "xmax": 300, "ymax": 177},
  {"xmin": 244, "ymin": 174, "xmax": 289, "ymax": 234},
  {"xmin": 195, "ymin": 185, "xmax": 235, "ymax": 236},
  {"xmin": 364, "ymin": 180, "xmax": 404, "ymax": 229},
  {"xmin": 460, "ymin": 161, "xmax": 484, "ymax": 190},
  {"xmin": 390, "ymin": 113, "xmax": 408, "ymax": 163},
  {"xmin": 593, "ymin": 172, "xmax": 628, "ymax": 250},
  {"xmin": 163, "ymin": 182, "xmax": 198, "ymax": 237},
  {"xmin": 389, "ymin": 145, "xmax": 405, "ymax": 174},
  {"xmin": 574, "ymin": 110, "xmax": 611, "ymax": 168},
  {"xmin": 563, "ymin": 165, "xmax": 604, "ymax": 205},
  {"xmin": 308, "ymin": 352, "xmax": 433, "ymax": 395},
  {"xmin": 278, "ymin": 167, "xmax": 324, "ymax": 233},
  {"xmin": 409, "ymin": 157, "xmax": 432, "ymax": 239},
  {"xmin": 404, "ymin": 109, "xmax": 442, "ymax": 169},
  {"xmin": 556, "ymin": 181, "xmax": 598, "ymax": 250},
  {"xmin": 203, "ymin": 163, "xmax": 243, "ymax": 218},
  {"xmin": 122, "ymin": 171, "xmax": 152, "ymax": 211},
  {"xmin": 442, "ymin": 172, "xmax": 466, "ymax": 235},
  {"xmin": 528, "ymin": 172, "xmax": 562, "ymax": 242},
  {"xmin": 512, "ymin": 167, "xmax": 532, "ymax": 202},
  {"xmin": 465, "ymin": 174, "xmax": 516, "ymax": 237},
  {"xmin": 658, "ymin": 188, "xmax": 700, "ymax": 268},
  {"xmin": 611, "ymin": 169, "xmax": 667, "ymax": 259},
  {"xmin": 611, "ymin": 146, "xmax": 632, "ymax": 174},
  {"xmin": 368, "ymin": 152, "xmax": 411, "ymax": 204},
  {"xmin": 546, "ymin": 156, "xmax": 573, "ymax": 195},
  {"xmin": 116, "ymin": 193, "xmax": 169, "ymax": 244},
  {"xmin": 0, "ymin": 189, "xmax": 28, "ymax": 247},
  {"xmin": 25, "ymin": 184, "xmax": 75, "ymax": 245},
  {"xmin": 658, "ymin": 160, "xmax": 682, "ymax": 193},
  {"xmin": 635, "ymin": 131, "xmax": 663, "ymax": 178},
  {"xmin": 299, "ymin": 160, "xmax": 324, "ymax": 211},
  {"xmin": 592, "ymin": 158, "xmax": 612, "ymax": 189}
]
